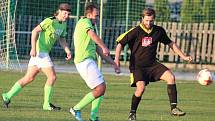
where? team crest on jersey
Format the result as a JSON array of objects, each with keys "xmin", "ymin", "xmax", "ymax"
[
  {"xmin": 141, "ymin": 37, "xmax": 152, "ymax": 47},
  {"xmin": 55, "ymin": 29, "xmax": 63, "ymax": 36}
]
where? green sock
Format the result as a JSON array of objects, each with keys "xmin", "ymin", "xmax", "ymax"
[
  {"xmin": 91, "ymin": 96, "xmax": 104, "ymax": 120},
  {"xmin": 74, "ymin": 92, "xmax": 95, "ymax": 110},
  {"xmin": 43, "ymin": 84, "xmax": 53, "ymax": 108},
  {"xmin": 3, "ymin": 82, "xmax": 22, "ymax": 100}
]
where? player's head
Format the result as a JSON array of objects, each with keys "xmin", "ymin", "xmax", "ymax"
[
  {"xmin": 85, "ymin": 3, "xmax": 99, "ymax": 24},
  {"xmin": 54, "ymin": 3, "xmax": 71, "ymax": 22},
  {"xmin": 141, "ymin": 8, "xmax": 155, "ymax": 29}
]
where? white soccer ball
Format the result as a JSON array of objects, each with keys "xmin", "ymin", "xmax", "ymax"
[{"xmin": 197, "ymin": 69, "xmax": 214, "ymax": 86}]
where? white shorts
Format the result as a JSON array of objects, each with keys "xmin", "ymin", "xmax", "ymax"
[
  {"xmin": 28, "ymin": 52, "xmax": 53, "ymax": 68},
  {"xmin": 75, "ymin": 58, "xmax": 104, "ymax": 89}
]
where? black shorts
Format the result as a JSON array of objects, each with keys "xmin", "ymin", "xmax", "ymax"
[{"xmin": 130, "ymin": 62, "xmax": 169, "ymax": 87}]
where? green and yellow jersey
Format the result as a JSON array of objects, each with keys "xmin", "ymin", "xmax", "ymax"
[
  {"xmin": 73, "ymin": 18, "xmax": 96, "ymax": 64},
  {"xmin": 37, "ymin": 17, "xmax": 67, "ymax": 53}
]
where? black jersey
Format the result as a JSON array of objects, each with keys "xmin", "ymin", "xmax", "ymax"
[{"xmin": 117, "ymin": 24, "xmax": 172, "ymax": 70}]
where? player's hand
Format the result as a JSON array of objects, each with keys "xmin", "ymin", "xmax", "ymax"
[
  {"xmin": 113, "ymin": 62, "xmax": 121, "ymax": 74},
  {"xmin": 65, "ymin": 52, "xmax": 72, "ymax": 61},
  {"xmin": 30, "ymin": 49, "xmax": 36, "ymax": 57},
  {"xmin": 113, "ymin": 59, "xmax": 121, "ymax": 74},
  {"xmin": 184, "ymin": 55, "xmax": 192, "ymax": 62},
  {"xmin": 114, "ymin": 59, "xmax": 120, "ymax": 67}
]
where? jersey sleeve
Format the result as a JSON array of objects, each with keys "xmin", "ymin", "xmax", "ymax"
[
  {"xmin": 82, "ymin": 19, "xmax": 94, "ymax": 33},
  {"xmin": 39, "ymin": 18, "xmax": 52, "ymax": 30},
  {"xmin": 116, "ymin": 27, "xmax": 136, "ymax": 47},
  {"xmin": 159, "ymin": 27, "xmax": 172, "ymax": 45}
]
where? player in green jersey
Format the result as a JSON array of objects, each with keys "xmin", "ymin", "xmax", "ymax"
[
  {"xmin": 69, "ymin": 3, "xmax": 120, "ymax": 121},
  {"xmin": 2, "ymin": 3, "xmax": 72, "ymax": 111}
]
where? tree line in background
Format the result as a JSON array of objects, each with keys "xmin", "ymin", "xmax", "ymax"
[
  {"xmin": 157, "ymin": 0, "xmax": 215, "ymax": 23},
  {"xmin": 181, "ymin": 0, "xmax": 215, "ymax": 23},
  {"xmin": 15, "ymin": 0, "xmax": 215, "ymax": 23},
  {"xmin": 105, "ymin": 0, "xmax": 215, "ymax": 23}
]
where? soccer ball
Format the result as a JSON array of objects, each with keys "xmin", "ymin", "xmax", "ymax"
[{"xmin": 197, "ymin": 69, "xmax": 214, "ymax": 86}]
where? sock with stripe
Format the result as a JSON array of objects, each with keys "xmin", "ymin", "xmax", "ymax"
[
  {"xmin": 130, "ymin": 94, "xmax": 142, "ymax": 113},
  {"xmin": 167, "ymin": 84, "xmax": 177, "ymax": 110}
]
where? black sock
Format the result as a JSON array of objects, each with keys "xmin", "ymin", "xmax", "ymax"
[
  {"xmin": 167, "ymin": 84, "xmax": 177, "ymax": 110},
  {"xmin": 130, "ymin": 94, "xmax": 142, "ymax": 113}
]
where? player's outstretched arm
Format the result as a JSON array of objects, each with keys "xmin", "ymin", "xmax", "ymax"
[
  {"xmin": 168, "ymin": 41, "xmax": 192, "ymax": 62},
  {"xmin": 88, "ymin": 29, "xmax": 110, "ymax": 56},
  {"xmin": 59, "ymin": 38, "xmax": 72, "ymax": 61},
  {"xmin": 96, "ymin": 46, "xmax": 120, "ymax": 74}
]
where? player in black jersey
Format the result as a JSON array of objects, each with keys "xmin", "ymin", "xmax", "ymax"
[{"xmin": 114, "ymin": 8, "xmax": 192, "ymax": 121}]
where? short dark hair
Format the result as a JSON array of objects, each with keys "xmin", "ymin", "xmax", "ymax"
[
  {"xmin": 58, "ymin": 3, "xmax": 71, "ymax": 12},
  {"xmin": 54, "ymin": 3, "xmax": 71, "ymax": 16},
  {"xmin": 142, "ymin": 8, "xmax": 156, "ymax": 18},
  {"xmin": 84, "ymin": 2, "xmax": 98, "ymax": 16}
]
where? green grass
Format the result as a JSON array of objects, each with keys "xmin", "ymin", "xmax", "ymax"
[{"xmin": 0, "ymin": 71, "xmax": 215, "ymax": 121}]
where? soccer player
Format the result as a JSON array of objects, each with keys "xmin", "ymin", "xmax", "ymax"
[
  {"xmin": 114, "ymin": 8, "xmax": 192, "ymax": 121},
  {"xmin": 69, "ymin": 3, "xmax": 120, "ymax": 121},
  {"xmin": 1, "ymin": 3, "xmax": 72, "ymax": 111}
]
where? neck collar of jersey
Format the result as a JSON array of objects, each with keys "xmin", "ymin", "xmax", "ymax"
[{"xmin": 140, "ymin": 24, "xmax": 153, "ymax": 34}]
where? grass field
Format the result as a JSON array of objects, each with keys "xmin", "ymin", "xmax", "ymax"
[{"xmin": 0, "ymin": 71, "xmax": 214, "ymax": 121}]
